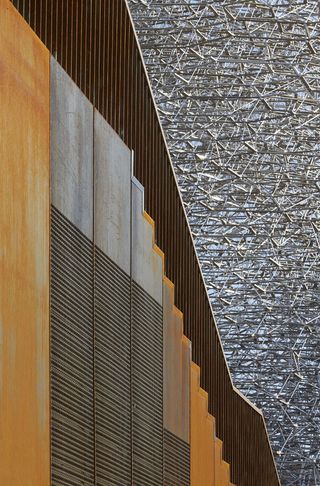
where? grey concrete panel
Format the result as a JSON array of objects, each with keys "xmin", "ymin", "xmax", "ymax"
[
  {"xmin": 163, "ymin": 280, "xmax": 190, "ymax": 443},
  {"xmin": 131, "ymin": 177, "xmax": 163, "ymax": 305},
  {"xmin": 94, "ymin": 109, "xmax": 131, "ymax": 275},
  {"xmin": 51, "ymin": 57, "xmax": 93, "ymax": 239}
]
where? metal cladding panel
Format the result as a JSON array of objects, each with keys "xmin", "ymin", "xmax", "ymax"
[
  {"xmin": 10, "ymin": 2, "xmax": 280, "ymax": 485},
  {"xmin": 214, "ymin": 439, "xmax": 232, "ymax": 486},
  {"xmin": 164, "ymin": 429, "xmax": 190, "ymax": 486},
  {"xmin": 0, "ymin": 1, "xmax": 50, "ymax": 484},
  {"xmin": 94, "ymin": 109, "xmax": 131, "ymax": 275},
  {"xmin": 51, "ymin": 206, "xmax": 94, "ymax": 486},
  {"xmin": 181, "ymin": 337, "xmax": 191, "ymax": 444},
  {"xmin": 51, "ymin": 57, "xmax": 94, "ymax": 240},
  {"xmin": 190, "ymin": 364, "xmax": 215, "ymax": 486},
  {"xmin": 95, "ymin": 248, "xmax": 131, "ymax": 485},
  {"xmin": 132, "ymin": 282, "xmax": 163, "ymax": 485},
  {"xmin": 94, "ymin": 98, "xmax": 132, "ymax": 485},
  {"xmin": 131, "ymin": 178, "xmax": 163, "ymax": 305},
  {"xmin": 163, "ymin": 279, "xmax": 190, "ymax": 444}
]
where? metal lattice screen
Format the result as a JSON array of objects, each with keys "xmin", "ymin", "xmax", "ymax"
[{"xmin": 128, "ymin": 1, "xmax": 320, "ymax": 485}]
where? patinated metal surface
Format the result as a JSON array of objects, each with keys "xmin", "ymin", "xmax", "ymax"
[
  {"xmin": 190, "ymin": 363, "xmax": 215, "ymax": 486},
  {"xmin": 94, "ymin": 108, "xmax": 132, "ymax": 485},
  {"xmin": 0, "ymin": 1, "xmax": 50, "ymax": 484},
  {"xmin": 132, "ymin": 178, "xmax": 163, "ymax": 304},
  {"xmin": 94, "ymin": 108, "xmax": 131, "ymax": 275},
  {"xmin": 51, "ymin": 58, "xmax": 94, "ymax": 240},
  {"xmin": 10, "ymin": 1, "xmax": 280, "ymax": 484},
  {"xmin": 163, "ymin": 277, "xmax": 190, "ymax": 444}
]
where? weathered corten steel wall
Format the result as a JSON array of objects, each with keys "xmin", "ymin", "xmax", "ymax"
[
  {"xmin": 163, "ymin": 277, "xmax": 190, "ymax": 445},
  {"xmin": 0, "ymin": 1, "xmax": 50, "ymax": 484},
  {"xmin": 190, "ymin": 363, "xmax": 235, "ymax": 486},
  {"xmin": 10, "ymin": 1, "xmax": 280, "ymax": 484},
  {"xmin": 191, "ymin": 363, "xmax": 215, "ymax": 485}
]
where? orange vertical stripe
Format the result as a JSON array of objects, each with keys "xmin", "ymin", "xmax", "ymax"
[
  {"xmin": 0, "ymin": 1, "xmax": 50, "ymax": 485},
  {"xmin": 191, "ymin": 363, "xmax": 215, "ymax": 485}
]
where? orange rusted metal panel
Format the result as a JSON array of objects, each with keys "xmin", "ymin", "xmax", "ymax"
[
  {"xmin": 215, "ymin": 438, "xmax": 230, "ymax": 486},
  {"xmin": 190, "ymin": 360, "xmax": 235, "ymax": 485},
  {"xmin": 214, "ymin": 439, "xmax": 223, "ymax": 485},
  {"xmin": 163, "ymin": 277, "xmax": 190, "ymax": 443},
  {"xmin": 9, "ymin": 3, "xmax": 280, "ymax": 483},
  {"xmin": 214, "ymin": 425, "xmax": 234, "ymax": 485},
  {"xmin": 0, "ymin": 1, "xmax": 50, "ymax": 485},
  {"xmin": 190, "ymin": 363, "xmax": 215, "ymax": 485},
  {"xmin": 181, "ymin": 334, "xmax": 191, "ymax": 444}
]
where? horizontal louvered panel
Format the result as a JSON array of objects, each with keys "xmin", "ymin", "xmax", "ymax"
[
  {"xmin": 51, "ymin": 206, "xmax": 94, "ymax": 486},
  {"xmin": 164, "ymin": 429, "xmax": 190, "ymax": 486},
  {"xmin": 132, "ymin": 281, "xmax": 163, "ymax": 485},
  {"xmin": 95, "ymin": 249, "xmax": 131, "ymax": 486}
]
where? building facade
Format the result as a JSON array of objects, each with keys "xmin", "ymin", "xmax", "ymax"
[{"xmin": 0, "ymin": 1, "xmax": 279, "ymax": 485}]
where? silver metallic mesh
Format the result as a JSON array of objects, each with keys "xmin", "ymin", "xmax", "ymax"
[{"xmin": 128, "ymin": 1, "xmax": 320, "ymax": 484}]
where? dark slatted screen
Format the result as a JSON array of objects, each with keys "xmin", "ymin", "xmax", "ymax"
[
  {"xmin": 95, "ymin": 248, "xmax": 131, "ymax": 485},
  {"xmin": 51, "ymin": 206, "xmax": 95, "ymax": 486},
  {"xmin": 164, "ymin": 429, "xmax": 190, "ymax": 486},
  {"xmin": 51, "ymin": 208, "xmax": 165, "ymax": 485},
  {"xmin": 132, "ymin": 282, "xmax": 163, "ymax": 485}
]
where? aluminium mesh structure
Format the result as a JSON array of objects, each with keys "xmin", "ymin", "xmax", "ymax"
[{"xmin": 128, "ymin": 1, "xmax": 320, "ymax": 485}]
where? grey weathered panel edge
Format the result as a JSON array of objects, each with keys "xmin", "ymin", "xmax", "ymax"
[
  {"xmin": 131, "ymin": 177, "xmax": 163, "ymax": 305},
  {"xmin": 50, "ymin": 57, "xmax": 93, "ymax": 239},
  {"xmin": 94, "ymin": 108, "xmax": 131, "ymax": 275}
]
